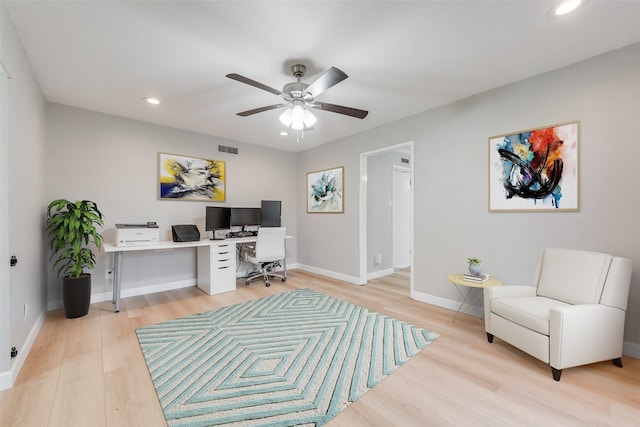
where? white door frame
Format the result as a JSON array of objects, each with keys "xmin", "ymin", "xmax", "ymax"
[
  {"xmin": 0, "ymin": 63, "xmax": 12, "ymax": 389},
  {"xmin": 359, "ymin": 141, "xmax": 414, "ymax": 290}
]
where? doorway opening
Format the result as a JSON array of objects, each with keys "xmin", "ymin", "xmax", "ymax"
[{"xmin": 358, "ymin": 141, "xmax": 414, "ymax": 293}]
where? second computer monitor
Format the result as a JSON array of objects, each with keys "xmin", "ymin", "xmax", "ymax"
[
  {"xmin": 260, "ymin": 200, "xmax": 281, "ymax": 227},
  {"xmin": 230, "ymin": 207, "xmax": 261, "ymax": 227}
]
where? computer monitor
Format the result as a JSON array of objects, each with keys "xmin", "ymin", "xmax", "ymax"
[
  {"xmin": 260, "ymin": 200, "xmax": 281, "ymax": 227},
  {"xmin": 205, "ymin": 206, "xmax": 231, "ymax": 232},
  {"xmin": 230, "ymin": 207, "xmax": 261, "ymax": 227}
]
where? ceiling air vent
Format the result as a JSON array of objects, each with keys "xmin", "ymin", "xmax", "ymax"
[{"xmin": 218, "ymin": 145, "xmax": 238, "ymax": 155}]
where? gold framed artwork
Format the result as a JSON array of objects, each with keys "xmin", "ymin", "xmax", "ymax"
[
  {"xmin": 158, "ymin": 152, "xmax": 226, "ymax": 201},
  {"xmin": 307, "ymin": 166, "xmax": 344, "ymax": 213},
  {"xmin": 488, "ymin": 121, "xmax": 579, "ymax": 212}
]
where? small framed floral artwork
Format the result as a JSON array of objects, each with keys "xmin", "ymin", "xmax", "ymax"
[
  {"xmin": 307, "ymin": 166, "xmax": 344, "ymax": 213},
  {"xmin": 488, "ymin": 121, "xmax": 579, "ymax": 212},
  {"xmin": 159, "ymin": 152, "xmax": 226, "ymax": 201}
]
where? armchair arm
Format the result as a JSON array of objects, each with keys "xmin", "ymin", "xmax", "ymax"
[
  {"xmin": 549, "ymin": 304, "xmax": 626, "ymax": 370},
  {"xmin": 485, "ymin": 285, "xmax": 537, "ymax": 300}
]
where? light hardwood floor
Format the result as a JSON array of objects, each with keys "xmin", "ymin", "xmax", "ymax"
[{"xmin": 1, "ymin": 269, "xmax": 638, "ymax": 426}]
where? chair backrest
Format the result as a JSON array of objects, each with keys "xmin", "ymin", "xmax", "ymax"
[
  {"xmin": 255, "ymin": 227, "xmax": 286, "ymax": 263},
  {"xmin": 533, "ymin": 248, "xmax": 632, "ymax": 309}
]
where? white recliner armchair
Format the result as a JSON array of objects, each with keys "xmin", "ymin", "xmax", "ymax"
[{"xmin": 484, "ymin": 248, "xmax": 632, "ymax": 381}]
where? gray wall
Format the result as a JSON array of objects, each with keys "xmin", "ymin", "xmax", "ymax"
[
  {"xmin": 44, "ymin": 103, "xmax": 298, "ymax": 306},
  {"xmin": 1, "ymin": 2, "xmax": 48, "ymax": 385},
  {"xmin": 297, "ymin": 42, "xmax": 640, "ymax": 354}
]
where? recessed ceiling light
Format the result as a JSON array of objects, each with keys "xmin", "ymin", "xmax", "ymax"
[
  {"xmin": 280, "ymin": 131, "xmax": 288, "ymax": 136},
  {"xmin": 143, "ymin": 97, "xmax": 160, "ymax": 105},
  {"xmin": 552, "ymin": 0, "xmax": 582, "ymax": 16}
]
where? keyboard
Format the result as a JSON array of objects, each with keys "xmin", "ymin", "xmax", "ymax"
[{"xmin": 231, "ymin": 231, "xmax": 255, "ymax": 238}]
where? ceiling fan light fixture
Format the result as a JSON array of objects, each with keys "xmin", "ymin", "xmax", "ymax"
[
  {"xmin": 227, "ymin": 64, "xmax": 368, "ymax": 137},
  {"xmin": 303, "ymin": 109, "xmax": 317, "ymax": 128},
  {"xmin": 279, "ymin": 108, "xmax": 293, "ymax": 127},
  {"xmin": 291, "ymin": 119, "xmax": 304, "ymax": 131},
  {"xmin": 291, "ymin": 104, "xmax": 305, "ymax": 124}
]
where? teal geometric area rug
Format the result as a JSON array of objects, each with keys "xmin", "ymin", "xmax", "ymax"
[{"xmin": 136, "ymin": 288, "xmax": 438, "ymax": 427}]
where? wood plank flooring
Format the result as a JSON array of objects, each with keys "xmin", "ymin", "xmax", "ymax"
[{"xmin": 1, "ymin": 269, "xmax": 638, "ymax": 426}]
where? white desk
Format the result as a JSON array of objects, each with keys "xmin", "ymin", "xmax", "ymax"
[{"xmin": 104, "ymin": 236, "xmax": 291, "ymax": 312}]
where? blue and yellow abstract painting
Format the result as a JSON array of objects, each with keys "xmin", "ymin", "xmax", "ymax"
[
  {"xmin": 159, "ymin": 153, "xmax": 225, "ymax": 201},
  {"xmin": 489, "ymin": 122, "xmax": 578, "ymax": 211}
]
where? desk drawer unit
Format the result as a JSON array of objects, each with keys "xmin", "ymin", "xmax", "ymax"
[{"xmin": 197, "ymin": 243, "xmax": 237, "ymax": 295}]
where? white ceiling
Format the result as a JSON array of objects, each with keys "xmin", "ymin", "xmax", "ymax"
[{"xmin": 5, "ymin": 1, "xmax": 640, "ymax": 153}]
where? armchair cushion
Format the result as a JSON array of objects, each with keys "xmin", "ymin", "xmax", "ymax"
[
  {"xmin": 534, "ymin": 248, "xmax": 612, "ymax": 305},
  {"xmin": 491, "ymin": 296, "xmax": 570, "ymax": 335}
]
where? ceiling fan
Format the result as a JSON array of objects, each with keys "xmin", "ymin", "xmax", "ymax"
[{"xmin": 226, "ymin": 64, "xmax": 368, "ymax": 129}]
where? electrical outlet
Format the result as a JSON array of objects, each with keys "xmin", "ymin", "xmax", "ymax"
[{"xmin": 105, "ymin": 269, "xmax": 113, "ymax": 280}]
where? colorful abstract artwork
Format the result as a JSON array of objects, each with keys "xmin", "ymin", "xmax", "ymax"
[
  {"xmin": 159, "ymin": 153, "xmax": 225, "ymax": 201},
  {"xmin": 307, "ymin": 166, "xmax": 344, "ymax": 213},
  {"xmin": 489, "ymin": 121, "xmax": 579, "ymax": 211}
]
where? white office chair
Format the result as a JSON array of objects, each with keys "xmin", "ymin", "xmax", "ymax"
[{"xmin": 245, "ymin": 227, "xmax": 286, "ymax": 287}]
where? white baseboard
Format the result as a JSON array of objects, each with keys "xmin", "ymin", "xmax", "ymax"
[
  {"xmin": 294, "ymin": 264, "xmax": 364, "ymax": 285},
  {"xmin": 623, "ymin": 340, "xmax": 640, "ymax": 358},
  {"xmin": 47, "ymin": 279, "xmax": 197, "ymax": 311},
  {"xmin": 410, "ymin": 290, "xmax": 639, "ymax": 358},
  {"xmin": 94, "ymin": 279, "xmax": 196, "ymax": 303},
  {"xmin": 43, "ymin": 268, "xmax": 640, "ymax": 361},
  {"xmin": 367, "ymin": 268, "xmax": 394, "ymax": 280},
  {"xmin": 411, "ymin": 289, "xmax": 484, "ymax": 317},
  {"xmin": 46, "ymin": 264, "xmax": 303, "ymax": 312},
  {"xmin": 0, "ymin": 370, "xmax": 11, "ymax": 391},
  {"xmin": 0, "ymin": 309, "xmax": 46, "ymax": 391}
]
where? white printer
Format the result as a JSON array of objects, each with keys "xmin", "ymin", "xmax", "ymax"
[{"xmin": 115, "ymin": 223, "xmax": 160, "ymax": 247}]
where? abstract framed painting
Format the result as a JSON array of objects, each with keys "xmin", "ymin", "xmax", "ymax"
[
  {"xmin": 488, "ymin": 121, "xmax": 579, "ymax": 212},
  {"xmin": 307, "ymin": 166, "xmax": 344, "ymax": 213},
  {"xmin": 158, "ymin": 152, "xmax": 226, "ymax": 201}
]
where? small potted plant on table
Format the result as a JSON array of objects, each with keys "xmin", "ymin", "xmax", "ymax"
[
  {"xmin": 467, "ymin": 257, "xmax": 483, "ymax": 275},
  {"xmin": 46, "ymin": 199, "xmax": 104, "ymax": 318}
]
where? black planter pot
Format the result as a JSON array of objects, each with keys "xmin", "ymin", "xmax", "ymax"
[{"xmin": 62, "ymin": 274, "xmax": 91, "ymax": 318}]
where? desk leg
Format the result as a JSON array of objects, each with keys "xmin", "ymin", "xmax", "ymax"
[
  {"xmin": 113, "ymin": 251, "xmax": 122, "ymax": 313},
  {"xmin": 283, "ymin": 240, "xmax": 287, "ymax": 280}
]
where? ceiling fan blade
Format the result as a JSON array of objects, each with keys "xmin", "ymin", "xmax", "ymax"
[
  {"xmin": 305, "ymin": 67, "xmax": 348, "ymax": 98},
  {"xmin": 236, "ymin": 104, "xmax": 287, "ymax": 117},
  {"xmin": 226, "ymin": 73, "xmax": 282, "ymax": 96},
  {"xmin": 311, "ymin": 102, "xmax": 369, "ymax": 119}
]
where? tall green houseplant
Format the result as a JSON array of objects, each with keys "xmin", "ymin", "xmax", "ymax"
[{"xmin": 46, "ymin": 199, "xmax": 104, "ymax": 318}]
